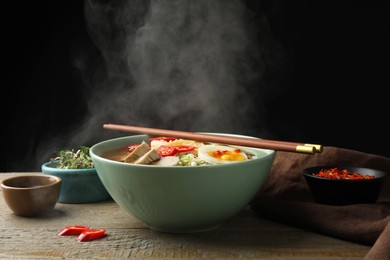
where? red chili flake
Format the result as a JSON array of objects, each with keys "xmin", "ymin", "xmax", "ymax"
[
  {"xmin": 313, "ymin": 167, "xmax": 375, "ymax": 180},
  {"xmin": 126, "ymin": 143, "xmax": 141, "ymax": 152},
  {"xmin": 215, "ymin": 150, "xmax": 224, "ymax": 157},
  {"xmin": 149, "ymin": 137, "xmax": 177, "ymax": 142}
]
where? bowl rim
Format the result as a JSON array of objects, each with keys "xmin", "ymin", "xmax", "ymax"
[
  {"xmin": 89, "ymin": 134, "xmax": 276, "ymax": 168},
  {"xmin": 0, "ymin": 174, "xmax": 61, "ymax": 190},
  {"xmin": 302, "ymin": 165, "xmax": 388, "ymax": 182}
]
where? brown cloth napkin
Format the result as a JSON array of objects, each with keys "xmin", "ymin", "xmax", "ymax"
[{"xmin": 249, "ymin": 146, "xmax": 390, "ymax": 260}]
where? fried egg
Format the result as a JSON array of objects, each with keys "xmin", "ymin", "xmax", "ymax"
[{"xmin": 198, "ymin": 145, "xmax": 248, "ymax": 165}]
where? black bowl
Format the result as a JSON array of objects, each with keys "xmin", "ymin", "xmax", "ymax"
[{"xmin": 303, "ymin": 165, "xmax": 388, "ymax": 205}]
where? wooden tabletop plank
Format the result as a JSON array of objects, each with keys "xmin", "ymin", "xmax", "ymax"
[{"xmin": 0, "ymin": 172, "xmax": 371, "ymax": 259}]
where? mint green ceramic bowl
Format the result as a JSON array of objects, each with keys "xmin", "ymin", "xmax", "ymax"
[{"xmin": 90, "ymin": 134, "xmax": 275, "ymax": 233}]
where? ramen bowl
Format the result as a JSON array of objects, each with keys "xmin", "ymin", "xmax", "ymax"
[
  {"xmin": 90, "ymin": 134, "xmax": 275, "ymax": 233},
  {"xmin": 303, "ymin": 165, "xmax": 388, "ymax": 205},
  {"xmin": 41, "ymin": 161, "xmax": 111, "ymax": 204},
  {"xmin": 1, "ymin": 174, "xmax": 61, "ymax": 217}
]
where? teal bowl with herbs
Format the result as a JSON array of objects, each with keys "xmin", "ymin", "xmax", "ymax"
[{"xmin": 41, "ymin": 147, "xmax": 111, "ymax": 204}]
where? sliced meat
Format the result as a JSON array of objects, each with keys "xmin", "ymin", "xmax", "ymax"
[
  {"xmin": 123, "ymin": 141, "xmax": 151, "ymax": 163},
  {"xmin": 134, "ymin": 149, "xmax": 161, "ymax": 164}
]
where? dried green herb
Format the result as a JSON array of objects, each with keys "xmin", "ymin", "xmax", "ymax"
[{"xmin": 52, "ymin": 146, "xmax": 94, "ymax": 169}]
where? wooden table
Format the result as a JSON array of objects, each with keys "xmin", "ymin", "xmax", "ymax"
[{"xmin": 0, "ymin": 172, "xmax": 371, "ymax": 259}]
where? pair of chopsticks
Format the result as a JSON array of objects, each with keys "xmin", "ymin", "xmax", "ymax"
[{"xmin": 103, "ymin": 124, "xmax": 323, "ymax": 154}]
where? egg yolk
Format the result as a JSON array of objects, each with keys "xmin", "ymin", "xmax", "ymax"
[{"xmin": 207, "ymin": 149, "xmax": 246, "ymax": 161}]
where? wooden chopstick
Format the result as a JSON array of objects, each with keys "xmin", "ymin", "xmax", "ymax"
[{"xmin": 103, "ymin": 124, "xmax": 323, "ymax": 154}]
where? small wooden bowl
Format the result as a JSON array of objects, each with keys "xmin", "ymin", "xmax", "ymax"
[{"xmin": 1, "ymin": 174, "xmax": 61, "ymax": 217}]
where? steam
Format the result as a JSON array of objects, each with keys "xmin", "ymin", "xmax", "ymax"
[
  {"xmin": 81, "ymin": 0, "xmax": 271, "ymax": 133},
  {"xmin": 34, "ymin": 0, "xmax": 283, "ymax": 170}
]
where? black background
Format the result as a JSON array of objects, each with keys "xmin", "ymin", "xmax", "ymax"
[{"xmin": 6, "ymin": 1, "xmax": 390, "ymax": 172}]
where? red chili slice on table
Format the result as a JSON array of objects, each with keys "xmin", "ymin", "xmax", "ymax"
[
  {"xmin": 58, "ymin": 225, "xmax": 106, "ymax": 242},
  {"xmin": 58, "ymin": 225, "xmax": 90, "ymax": 236},
  {"xmin": 77, "ymin": 229, "xmax": 106, "ymax": 242}
]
